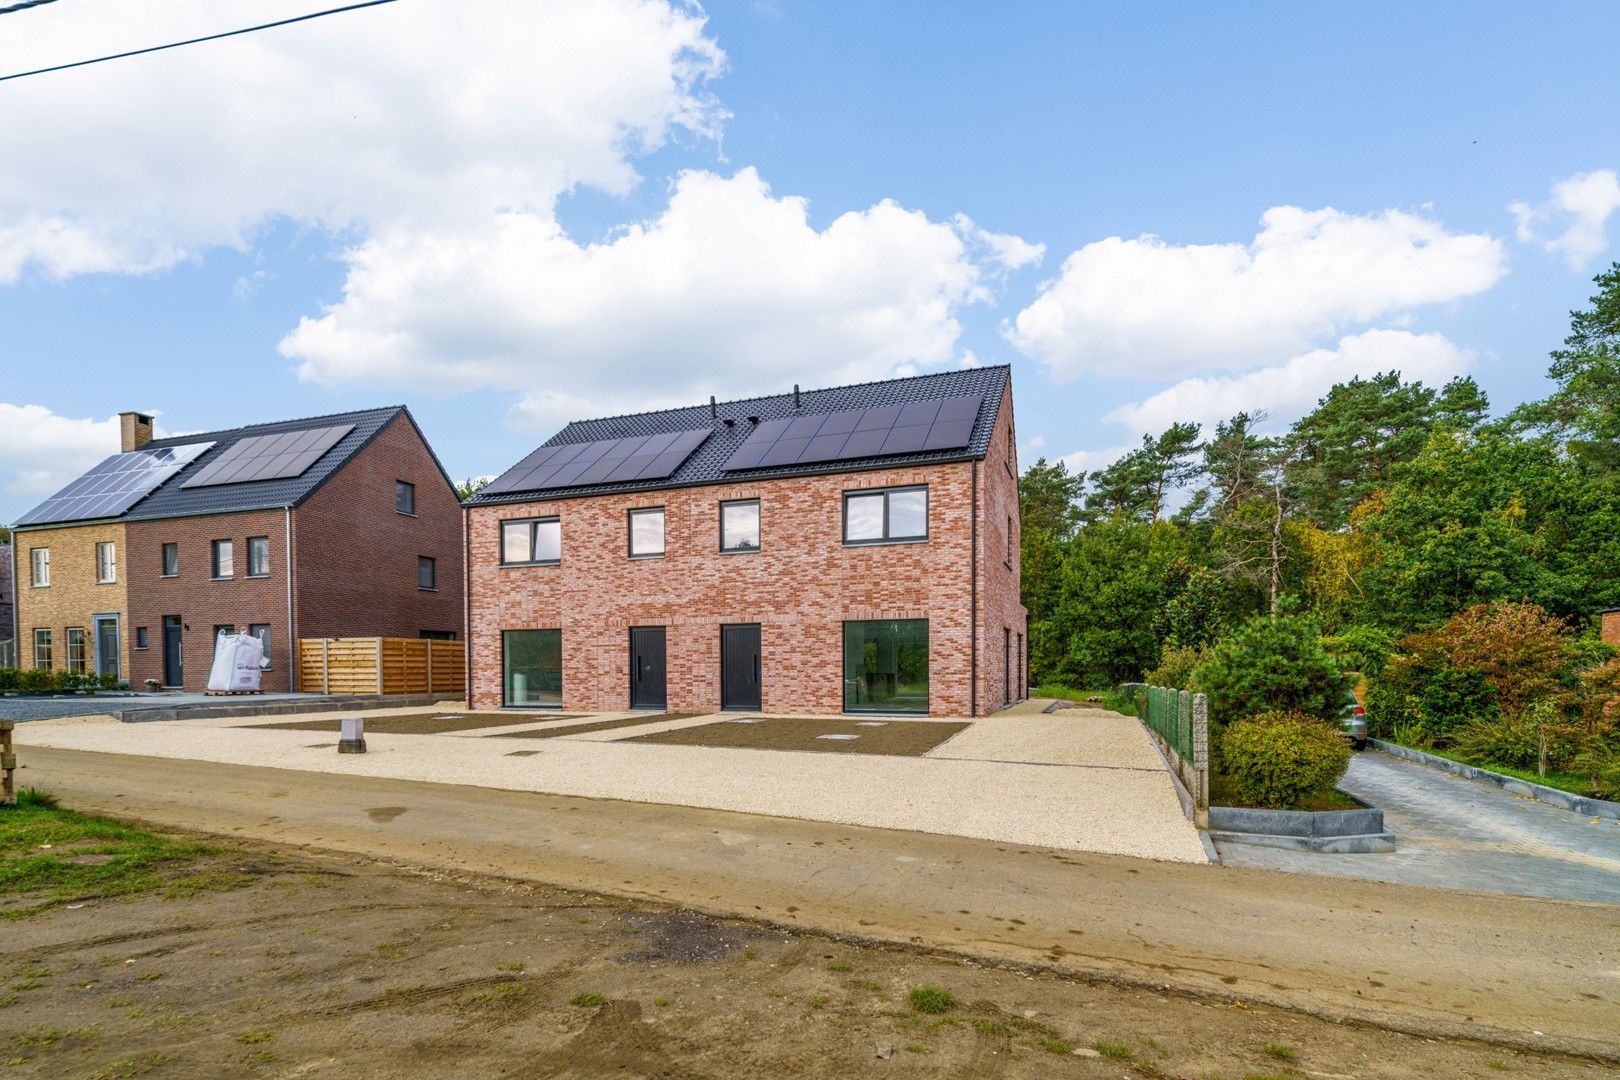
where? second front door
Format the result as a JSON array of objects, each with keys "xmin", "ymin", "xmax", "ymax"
[
  {"xmin": 629, "ymin": 626, "xmax": 667, "ymax": 709},
  {"xmin": 720, "ymin": 623, "xmax": 761, "ymax": 711}
]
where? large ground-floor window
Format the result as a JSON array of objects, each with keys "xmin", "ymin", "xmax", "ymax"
[
  {"xmin": 843, "ymin": 619, "xmax": 928, "ymax": 713},
  {"xmin": 503, "ymin": 629, "xmax": 562, "ymax": 707}
]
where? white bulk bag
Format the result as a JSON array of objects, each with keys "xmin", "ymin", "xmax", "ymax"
[{"xmin": 207, "ymin": 632, "xmax": 264, "ymax": 692}]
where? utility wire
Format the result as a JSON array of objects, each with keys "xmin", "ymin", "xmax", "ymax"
[
  {"xmin": 0, "ymin": 0, "xmax": 63, "ymax": 16},
  {"xmin": 0, "ymin": 0, "xmax": 400, "ymax": 83}
]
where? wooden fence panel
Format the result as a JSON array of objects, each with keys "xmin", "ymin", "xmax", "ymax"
[{"xmin": 298, "ymin": 638, "xmax": 465, "ymax": 696}]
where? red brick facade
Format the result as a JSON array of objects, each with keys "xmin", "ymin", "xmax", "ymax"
[
  {"xmin": 468, "ymin": 391, "xmax": 1027, "ymax": 717},
  {"xmin": 123, "ymin": 415, "xmax": 463, "ymax": 691}
]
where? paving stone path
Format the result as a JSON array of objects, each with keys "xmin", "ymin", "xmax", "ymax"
[{"xmin": 1218, "ymin": 748, "xmax": 1620, "ymax": 903}]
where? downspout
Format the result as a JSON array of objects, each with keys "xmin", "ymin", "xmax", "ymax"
[
  {"xmin": 463, "ymin": 505, "xmax": 472, "ymax": 705},
  {"xmin": 284, "ymin": 507, "xmax": 296, "ymax": 692},
  {"xmin": 970, "ymin": 461, "xmax": 978, "ymax": 718}
]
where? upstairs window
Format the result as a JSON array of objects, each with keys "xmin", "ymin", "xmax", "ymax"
[
  {"xmin": 720, "ymin": 499, "xmax": 760, "ymax": 553},
  {"xmin": 96, "ymin": 542, "xmax": 117, "ymax": 583},
  {"xmin": 1006, "ymin": 515, "xmax": 1014, "ymax": 566},
  {"xmin": 501, "ymin": 517, "xmax": 561, "ymax": 566},
  {"xmin": 247, "ymin": 536, "xmax": 270, "ymax": 578},
  {"xmin": 161, "ymin": 542, "xmax": 179, "ymax": 577},
  {"xmin": 211, "ymin": 539, "xmax": 234, "ymax": 579},
  {"xmin": 843, "ymin": 486, "xmax": 928, "ymax": 545},
  {"xmin": 29, "ymin": 547, "xmax": 48, "ymax": 587},
  {"xmin": 628, "ymin": 508, "xmax": 665, "ymax": 559},
  {"xmin": 396, "ymin": 480, "xmax": 416, "ymax": 515},
  {"xmin": 418, "ymin": 556, "xmax": 437, "ymax": 591}
]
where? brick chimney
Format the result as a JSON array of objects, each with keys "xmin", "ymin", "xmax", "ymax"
[{"xmin": 119, "ymin": 411, "xmax": 154, "ymax": 452}]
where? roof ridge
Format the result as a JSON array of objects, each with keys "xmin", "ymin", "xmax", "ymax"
[
  {"xmin": 147, "ymin": 404, "xmax": 405, "ymax": 446},
  {"xmin": 557, "ymin": 365, "xmax": 1010, "ymax": 429}
]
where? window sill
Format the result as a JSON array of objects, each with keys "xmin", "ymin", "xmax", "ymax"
[
  {"xmin": 418, "ymin": 587, "xmax": 438, "ymax": 593},
  {"xmin": 397, "ymin": 511, "xmax": 417, "ymax": 518},
  {"xmin": 211, "ymin": 576, "xmax": 234, "ymax": 582},
  {"xmin": 160, "ymin": 573, "xmax": 179, "ymax": 579},
  {"xmin": 96, "ymin": 579, "xmax": 117, "ymax": 586},
  {"xmin": 842, "ymin": 537, "xmax": 928, "ymax": 547},
  {"xmin": 500, "ymin": 561, "xmax": 560, "ymax": 569},
  {"xmin": 719, "ymin": 547, "xmax": 760, "ymax": 555},
  {"xmin": 628, "ymin": 553, "xmax": 665, "ymax": 561},
  {"xmin": 246, "ymin": 574, "xmax": 270, "ymax": 580}
]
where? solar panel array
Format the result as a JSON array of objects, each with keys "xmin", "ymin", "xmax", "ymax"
[
  {"xmin": 722, "ymin": 393, "xmax": 982, "ymax": 472},
  {"xmin": 180, "ymin": 423, "xmax": 355, "ymax": 489},
  {"xmin": 483, "ymin": 428, "xmax": 713, "ymax": 496},
  {"xmin": 16, "ymin": 441, "xmax": 216, "ymax": 526}
]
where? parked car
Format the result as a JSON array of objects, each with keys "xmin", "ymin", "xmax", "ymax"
[{"xmin": 1341, "ymin": 690, "xmax": 1368, "ymax": 751}]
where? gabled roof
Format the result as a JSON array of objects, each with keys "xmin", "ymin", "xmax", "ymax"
[
  {"xmin": 14, "ymin": 405, "xmax": 427, "ymax": 529},
  {"xmin": 469, "ymin": 365, "xmax": 1011, "ymax": 506}
]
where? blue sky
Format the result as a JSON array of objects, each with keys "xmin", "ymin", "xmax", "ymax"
[{"xmin": 2, "ymin": 1, "xmax": 1617, "ymax": 522}]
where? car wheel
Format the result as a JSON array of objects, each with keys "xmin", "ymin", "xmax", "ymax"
[{"xmin": 1352, "ymin": 738, "xmax": 1367, "ymax": 752}]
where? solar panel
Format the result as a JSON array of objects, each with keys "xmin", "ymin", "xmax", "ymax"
[
  {"xmin": 180, "ymin": 423, "xmax": 355, "ymax": 488},
  {"xmin": 721, "ymin": 393, "xmax": 983, "ymax": 472},
  {"xmin": 482, "ymin": 428, "xmax": 712, "ymax": 496},
  {"xmin": 15, "ymin": 441, "xmax": 216, "ymax": 526}
]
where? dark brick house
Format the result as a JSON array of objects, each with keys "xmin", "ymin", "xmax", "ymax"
[
  {"xmin": 465, "ymin": 367, "xmax": 1026, "ymax": 717},
  {"xmin": 11, "ymin": 406, "xmax": 462, "ymax": 691}
]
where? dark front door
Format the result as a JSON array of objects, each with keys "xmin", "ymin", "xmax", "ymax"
[
  {"xmin": 163, "ymin": 616, "xmax": 183, "ymax": 687},
  {"xmin": 720, "ymin": 623, "xmax": 762, "ymax": 711},
  {"xmin": 629, "ymin": 626, "xmax": 667, "ymax": 709},
  {"xmin": 94, "ymin": 616, "xmax": 120, "ymax": 680}
]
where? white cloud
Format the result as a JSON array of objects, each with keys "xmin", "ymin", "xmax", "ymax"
[
  {"xmin": 1057, "ymin": 443, "xmax": 1133, "ymax": 478},
  {"xmin": 0, "ymin": 404, "xmax": 123, "ymax": 510},
  {"xmin": 1101, "ymin": 329, "xmax": 1473, "ymax": 440},
  {"xmin": 282, "ymin": 168, "xmax": 1015, "ymax": 431},
  {"xmin": 1006, "ymin": 206, "xmax": 1504, "ymax": 380},
  {"xmin": 1509, "ymin": 169, "xmax": 1620, "ymax": 269},
  {"xmin": 953, "ymin": 214, "xmax": 1045, "ymax": 272},
  {"xmin": 0, "ymin": 0, "xmax": 725, "ymax": 281}
]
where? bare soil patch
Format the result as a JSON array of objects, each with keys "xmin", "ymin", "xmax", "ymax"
[
  {"xmin": 488, "ymin": 713, "xmax": 701, "ymax": 739},
  {"xmin": 623, "ymin": 716, "xmax": 971, "ymax": 757},
  {"xmin": 0, "ymin": 832, "xmax": 1598, "ymax": 1079},
  {"xmin": 247, "ymin": 712, "xmax": 584, "ymax": 735}
]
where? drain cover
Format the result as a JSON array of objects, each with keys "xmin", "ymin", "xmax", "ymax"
[
  {"xmin": 854, "ymin": 721, "xmax": 888, "ymax": 727},
  {"xmin": 725, "ymin": 718, "xmax": 762, "ymax": 724},
  {"xmin": 817, "ymin": 733, "xmax": 860, "ymax": 741}
]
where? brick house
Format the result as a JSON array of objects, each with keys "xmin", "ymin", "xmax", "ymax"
[
  {"xmin": 10, "ymin": 406, "xmax": 462, "ymax": 691},
  {"xmin": 465, "ymin": 367, "xmax": 1027, "ymax": 717},
  {"xmin": 0, "ymin": 540, "xmax": 13, "ymax": 666}
]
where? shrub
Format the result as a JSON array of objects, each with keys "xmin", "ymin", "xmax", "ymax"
[
  {"xmin": 0, "ymin": 667, "xmax": 18, "ymax": 691},
  {"xmin": 906, "ymin": 986, "xmax": 955, "ymax": 1014},
  {"xmin": 1193, "ymin": 615, "xmax": 1352, "ymax": 727},
  {"xmin": 1220, "ymin": 710, "xmax": 1351, "ymax": 809},
  {"xmin": 97, "ymin": 672, "xmax": 121, "ymax": 691},
  {"xmin": 18, "ymin": 668, "xmax": 54, "ymax": 692},
  {"xmin": 1144, "ymin": 643, "xmax": 1209, "ymax": 691},
  {"xmin": 1320, "ymin": 624, "xmax": 1398, "ymax": 680},
  {"xmin": 1449, "ymin": 700, "xmax": 1561, "ymax": 771}
]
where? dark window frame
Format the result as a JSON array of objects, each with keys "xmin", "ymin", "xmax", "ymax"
[
  {"xmin": 210, "ymin": 539, "xmax": 234, "ymax": 580},
  {"xmin": 501, "ymin": 627, "xmax": 563, "ymax": 709},
  {"xmin": 499, "ymin": 516, "xmax": 561, "ymax": 567},
  {"xmin": 418, "ymin": 555, "xmax": 437, "ymax": 591},
  {"xmin": 627, "ymin": 507, "xmax": 666, "ymax": 560},
  {"xmin": 396, "ymin": 479, "xmax": 416, "ymax": 516},
  {"xmin": 841, "ymin": 485, "xmax": 929, "ymax": 546},
  {"xmin": 249, "ymin": 623, "xmax": 273, "ymax": 670},
  {"xmin": 161, "ymin": 542, "xmax": 179, "ymax": 578},
  {"xmin": 247, "ymin": 536, "xmax": 271, "ymax": 578},
  {"xmin": 135, "ymin": 626, "xmax": 149, "ymax": 650},
  {"xmin": 719, "ymin": 498, "xmax": 761, "ymax": 554},
  {"xmin": 841, "ymin": 618, "xmax": 930, "ymax": 715}
]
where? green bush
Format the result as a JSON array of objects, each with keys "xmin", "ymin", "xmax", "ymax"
[
  {"xmin": 1143, "ymin": 643, "xmax": 1209, "ymax": 691},
  {"xmin": 1449, "ymin": 699, "xmax": 1565, "ymax": 771},
  {"xmin": 0, "ymin": 667, "xmax": 18, "ymax": 692},
  {"xmin": 1320, "ymin": 624, "xmax": 1398, "ymax": 680},
  {"xmin": 1220, "ymin": 710, "xmax": 1351, "ymax": 810},
  {"xmin": 18, "ymin": 668, "xmax": 54, "ymax": 692},
  {"xmin": 1193, "ymin": 615, "xmax": 1352, "ymax": 727}
]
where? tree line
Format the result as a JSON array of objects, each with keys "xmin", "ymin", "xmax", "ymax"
[{"xmin": 1020, "ymin": 263, "xmax": 1620, "ymax": 690}]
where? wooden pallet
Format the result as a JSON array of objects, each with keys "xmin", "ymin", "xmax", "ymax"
[{"xmin": 203, "ymin": 690, "xmax": 264, "ymax": 697}]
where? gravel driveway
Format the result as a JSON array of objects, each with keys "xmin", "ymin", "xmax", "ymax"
[{"xmin": 1218, "ymin": 749, "xmax": 1620, "ymax": 903}]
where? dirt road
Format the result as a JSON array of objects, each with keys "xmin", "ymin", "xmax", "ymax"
[{"xmin": 17, "ymin": 745, "xmax": 1620, "ymax": 1062}]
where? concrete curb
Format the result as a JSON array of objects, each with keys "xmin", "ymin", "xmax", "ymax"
[
  {"xmin": 1206, "ymin": 800, "xmax": 1396, "ymax": 853},
  {"xmin": 115, "ymin": 693, "xmax": 460, "ymax": 724},
  {"xmin": 1370, "ymin": 740, "xmax": 1620, "ymax": 821}
]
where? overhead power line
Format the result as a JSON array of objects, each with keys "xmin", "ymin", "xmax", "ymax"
[
  {"xmin": 0, "ymin": 0, "xmax": 400, "ymax": 83},
  {"xmin": 0, "ymin": 0, "xmax": 63, "ymax": 16}
]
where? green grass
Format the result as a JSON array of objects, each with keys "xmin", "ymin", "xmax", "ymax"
[
  {"xmin": 569, "ymin": 991, "xmax": 603, "ymax": 1007},
  {"xmin": 1263, "ymin": 1043, "xmax": 1295, "ymax": 1060},
  {"xmin": 1392, "ymin": 743, "xmax": 1610, "ymax": 800},
  {"xmin": 1093, "ymin": 1040, "xmax": 1133, "ymax": 1060},
  {"xmin": 0, "ymin": 795, "xmax": 238, "ymax": 918},
  {"xmin": 1030, "ymin": 685, "xmax": 1141, "ymax": 716},
  {"xmin": 825, "ymin": 961, "xmax": 850, "ymax": 973},
  {"xmin": 906, "ymin": 986, "xmax": 955, "ymax": 1014},
  {"xmin": 1040, "ymin": 1037, "xmax": 1074, "ymax": 1054}
]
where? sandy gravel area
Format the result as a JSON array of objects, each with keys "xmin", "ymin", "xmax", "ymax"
[
  {"xmin": 929, "ymin": 707, "xmax": 1167, "ymax": 769},
  {"xmin": 625, "ymin": 715, "xmax": 970, "ymax": 756},
  {"xmin": 14, "ymin": 703, "xmax": 1207, "ymax": 862}
]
